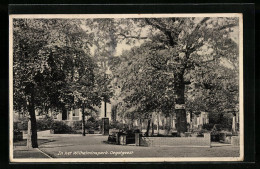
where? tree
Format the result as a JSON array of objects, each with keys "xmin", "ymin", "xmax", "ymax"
[
  {"xmin": 185, "ymin": 60, "xmax": 239, "ymax": 127},
  {"xmin": 13, "ymin": 18, "xmax": 95, "ymax": 146},
  {"xmin": 111, "ymin": 44, "xmax": 176, "ymax": 135},
  {"xmin": 106, "ymin": 17, "xmax": 239, "ymax": 135}
]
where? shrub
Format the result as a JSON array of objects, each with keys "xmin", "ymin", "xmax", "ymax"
[
  {"xmin": 159, "ymin": 125, "xmax": 164, "ymax": 130},
  {"xmin": 109, "ymin": 121, "xmax": 125, "ymax": 129},
  {"xmin": 16, "ymin": 117, "xmax": 29, "ymax": 130},
  {"xmin": 197, "ymin": 129, "xmax": 208, "ymax": 137},
  {"xmin": 37, "ymin": 117, "xmax": 54, "ymax": 131},
  {"xmin": 202, "ymin": 123, "xmax": 215, "ymax": 131},
  {"xmin": 87, "ymin": 116, "xmax": 96, "ymax": 123},
  {"xmin": 15, "ymin": 116, "xmax": 55, "ymax": 131},
  {"xmin": 72, "ymin": 121, "xmax": 82, "ymax": 130},
  {"xmin": 85, "ymin": 121, "xmax": 96, "ymax": 129},
  {"xmin": 164, "ymin": 125, "xmax": 171, "ymax": 130},
  {"xmin": 94, "ymin": 119, "xmax": 102, "ymax": 130},
  {"xmin": 51, "ymin": 121, "xmax": 74, "ymax": 134},
  {"xmin": 13, "ymin": 122, "xmax": 21, "ymax": 132},
  {"xmin": 72, "ymin": 120, "xmax": 101, "ymax": 131}
]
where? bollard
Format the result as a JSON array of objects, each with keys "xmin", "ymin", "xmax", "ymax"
[
  {"xmin": 135, "ymin": 133, "xmax": 140, "ymax": 146},
  {"xmin": 203, "ymin": 133, "xmax": 211, "ymax": 147},
  {"xmin": 116, "ymin": 132, "xmax": 120, "ymax": 145}
]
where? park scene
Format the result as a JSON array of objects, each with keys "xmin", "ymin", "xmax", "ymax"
[{"xmin": 11, "ymin": 15, "xmax": 241, "ymax": 160}]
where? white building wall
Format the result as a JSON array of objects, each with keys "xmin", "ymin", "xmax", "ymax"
[{"xmin": 56, "ymin": 113, "xmax": 62, "ymax": 121}]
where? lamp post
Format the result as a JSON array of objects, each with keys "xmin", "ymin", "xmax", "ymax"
[
  {"xmin": 101, "ymin": 68, "xmax": 111, "ymax": 135},
  {"xmin": 82, "ymin": 100, "xmax": 86, "ymax": 136},
  {"xmin": 104, "ymin": 73, "xmax": 107, "ymax": 118},
  {"xmin": 229, "ymin": 108, "xmax": 239, "ymax": 134}
]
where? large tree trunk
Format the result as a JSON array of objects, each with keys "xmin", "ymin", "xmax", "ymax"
[
  {"xmin": 104, "ymin": 101, "xmax": 107, "ymax": 117},
  {"xmin": 145, "ymin": 119, "xmax": 151, "ymax": 136},
  {"xmin": 28, "ymin": 85, "xmax": 38, "ymax": 148},
  {"xmin": 157, "ymin": 113, "xmax": 160, "ymax": 135},
  {"xmin": 165, "ymin": 116, "xmax": 171, "ymax": 135},
  {"xmin": 62, "ymin": 106, "xmax": 67, "ymax": 120},
  {"xmin": 82, "ymin": 102, "xmax": 86, "ymax": 136},
  {"xmin": 174, "ymin": 75, "xmax": 187, "ymax": 136},
  {"xmin": 151, "ymin": 122, "xmax": 154, "ymax": 136}
]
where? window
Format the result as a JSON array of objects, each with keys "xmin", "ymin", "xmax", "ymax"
[{"xmin": 72, "ymin": 109, "xmax": 80, "ymax": 120}]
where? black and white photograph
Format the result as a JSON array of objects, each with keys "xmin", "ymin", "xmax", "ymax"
[{"xmin": 9, "ymin": 14, "xmax": 243, "ymax": 162}]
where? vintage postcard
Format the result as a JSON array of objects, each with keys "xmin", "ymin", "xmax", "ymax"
[{"xmin": 9, "ymin": 13, "xmax": 243, "ymax": 162}]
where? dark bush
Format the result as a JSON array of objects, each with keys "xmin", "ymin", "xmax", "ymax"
[
  {"xmin": 72, "ymin": 120, "xmax": 101, "ymax": 131},
  {"xmin": 72, "ymin": 121, "xmax": 82, "ymax": 130},
  {"xmin": 159, "ymin": 125, "xmax": 164, "ymax": 130},
  {"xmin": 133, "ymin": 129, "xmax": 141, "ymax": 133},
  {"xmin": 51, "ymin": 121, "xmax": 74, "ymax": 134},
  {"xmin": 197, "ymin": 129, "xmax": 208, "ymax": 137},
  {"xmin": 87, "ymin": 117, "xmax": 96, "ymax": 123},
  {"xmin": 37, "ymin": 117, "xmax": 54, "ymax": 131},
  {"xmin": 164, "ymin": 125, "xmax": 171, "ymax": 130},
  {"xmin": 16, "ymin": 117, "xmax": 29, "ymax": 130},
  {"xmin": 211, "ymin": 133, "xmax": 220, "ymax": 141},
  {"xmin": 212, "ymin": 124, "xmax": 222, "ymax": 131},
  {"xmin": 85, "ymin": 121, "xmax": 96, "ymax": 129},
  {"xmin": 202, "ymin": 123, "xmax": 215, "ymax": 131},
  {"xmin": 158, "ymin": 125, "xmax": 171, "ymax": 130},
  {"xmin": 16, "ymin": 116, "xmax": 54, "ymax": 131},
  {"xmin": 13, "ymin": 122, "xmax": 21, "ymax": 133},
  {"xmin": 109, "ymin": 121, "xmax": 127, "ymax": 130}
]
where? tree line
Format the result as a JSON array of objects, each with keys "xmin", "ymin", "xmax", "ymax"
[{"xmin": 13, "ymin": 17, "xmax": 239, "ymax": 147}]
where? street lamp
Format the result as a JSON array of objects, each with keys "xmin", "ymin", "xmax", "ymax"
[
  {"xmin": 104, "ymin": 68, "xmax": 112, "ymax": 117},
  {"xmin": 101, "ymin": 67, "xmax": 112, "ymax": 135},
  {"xmin": 225, "ymin": 108, "xmax": 239, "ymax": 134}
]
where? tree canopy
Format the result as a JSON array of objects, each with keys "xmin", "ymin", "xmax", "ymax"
[
  {"xmin": 12, "ymin": 16, "xmax": 240, "ymax": 139},
  {"xmin": 108, "ymin": 17, "xmax": 239, "ymax": 134}
]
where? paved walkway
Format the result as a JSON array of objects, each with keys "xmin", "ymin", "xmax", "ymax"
[
  {"xmin": 13, "ymin": 146, "xmax": 49, "ymax": 158},
  {"xmin": 14, "ymin": 130, "xmax": 240, "ymax": 159}
]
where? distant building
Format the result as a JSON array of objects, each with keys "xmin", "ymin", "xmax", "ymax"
[
  {"xmin": 124, "ymin": 111, "xmax": 209, "ymax": 132},
  {"xmin": 187, "ymin": 111, "xmax": 209, "ymax": 129}
]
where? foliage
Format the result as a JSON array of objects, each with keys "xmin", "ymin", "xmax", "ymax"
[
  {"xmin": 87, "ymin": 116, "xmax": 96, "ymax": 123},
  {"xmin": 108, "ymin": 17, "xmax": 239, "ymax": 133},
  {"xmin": 72, "ymin": 121, "xmax": 82, "ymax": 130},
  {"xmin": 15, "ymin": 117, "xmax": 29, "ymax": 130},
  {"xmin": 13, "ymin": 18, "xmax": 97, "ymax": 115},
  {"xmin": 13, "ymin": 122, "xmax": 21, "ymax": 132},
  {"xmin": 85, "ymin": 121, "xmax": 96, "ymax": 130},
  {"xmin": 109, "ymin": 121, "xmax": 127, "ymax": 130},
  {"xmin": 112, "ymin": 45, "xmax": 175, "ymax": 120},
  {"xmin": 51, "ymin": 121, "xmax": 74, "ymax": 134},
  {"xmin": 12, "ymin": 17, "xmax": 240, "ymax": 139},
  {"xmin": 202, "ymin": 123, "xmax": 215, "ymax": 131},
  {"xmin": 72, "ymin": 119, "xmax": 101, "ymax": 130},
  {"xmin": 36, "ymin": 117, "xmax": 54, "ymax": 131},
  {"xmin": 12, "ymin": 18, "xmax": 103, "ymax": 144},
  {"xmin": 209, "ymin": 112, "xmax": 233, "ymax": 130}
]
